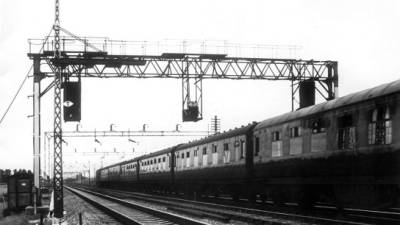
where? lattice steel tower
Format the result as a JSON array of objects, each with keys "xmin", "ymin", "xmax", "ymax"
[{"xmin": 53, "ymin": 0, "xmax": 64, "ymax": 218}]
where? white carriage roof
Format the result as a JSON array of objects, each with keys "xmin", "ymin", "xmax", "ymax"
[{"xmin": 255, "ymin": 79, "xmax": 400, "ymax": 130}]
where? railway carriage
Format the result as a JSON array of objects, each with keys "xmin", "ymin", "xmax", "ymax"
[
  {"xmin": 137, "ymin": 146, "xmax": 177, "ymax": 192},
  {"xmin": 98, "ymin": 159, "xmax": 137, "ymax": 188},
  {"xmin": 98, "ymin": 164, "xmax": 122, "ymax": 188},
  {"xmin": 173, "ymin": 123, "xmax": 257, "ymax": 198},
  {"xmin": 96, "ymin": 79, "xmax": 400, "ymax": 209},
  {"xmin": 251, "ymin": 80, "xmax": 400, "ymax": 208},
  {"xmin": 120, "ymin": 159, "xmax": 139, "ymax": 183}
]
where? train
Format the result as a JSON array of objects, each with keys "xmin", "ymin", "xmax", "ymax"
[{"xmin": 96, "ymin": 79, "xmax": 400, "ymax": 209}]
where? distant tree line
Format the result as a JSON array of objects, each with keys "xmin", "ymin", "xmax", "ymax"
[{"xmin": 0, "ymin": 169, "xmax": 33, "ymax": 182}]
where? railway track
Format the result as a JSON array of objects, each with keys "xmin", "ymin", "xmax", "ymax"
[
  {"xmin": 78, "ymin": 186, "xmax": 391, "ymax": 224},
  {"xmin": 65, "ymin": 186, "xmax": 209, "ymax": 225}
]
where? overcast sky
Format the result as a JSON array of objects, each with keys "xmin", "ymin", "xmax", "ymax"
[{"xmin": 1, "ymin": 0, "xmax": 399, "ymax": 174}]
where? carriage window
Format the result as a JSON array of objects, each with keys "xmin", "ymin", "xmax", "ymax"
[
  {"xmin": 311, "ymin": 118, "xmax": 327, "ymax": 134},
  {"xmin": 181, "ymin": 153, "xmax": 185, "ymax": 158},
  {"xmin": 368, "ymin": 106, "xmax": 392, "ymax": 145},
  {"xmin": 290, "ymin": 127, "xmax": 300, "ymax": 138},
  {"xmin": 240, "ymin": 140, "xmax": 245, "ymax": 159},
  {"xmin": 212, "ymin": 144, "xmax": 217, "ymax": 153},
  {"xmin": 254, "ymin": 137, "xmax": 260, "ymax": 156},
  {"xmin": 337, "ymin": 115, "xmax": 355, "ymax": 150},
  {"xmin": 202, "ymin": 147, "xmax": 207, "ymax": 155},
  {"xmin": 163, "ymin": 157, "xmax": 166, "ymax": 162},
  {"xmin": 223, "ymin": 143, "xmax": 229, "ymax": 151},
  {"xmin": 223, "ymin": 143, "xmax": 230, "ymax": 163},
  {"xmin": 194, "ymin": 149, "xmax": 198, "ymax": 157},
  {"xmin": 272, "ymin": 131, "xmax": 283, "ymax": 157},
  {"xmin": 186, "ymin": 152, "xmax": 190, "ymax": 158},
  {"xmin": 272, "ymin": 131, "xmax": 281, "ymax": 141}
]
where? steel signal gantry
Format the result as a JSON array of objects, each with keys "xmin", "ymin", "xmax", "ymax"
[{"xmin": 28, "ymin": 50, "xmax": 339, "ymax": 118}]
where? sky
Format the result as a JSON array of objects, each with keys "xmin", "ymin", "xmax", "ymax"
[{"xmin": 0, "ymin": 0, "xmax": 400, "ymax": 175}]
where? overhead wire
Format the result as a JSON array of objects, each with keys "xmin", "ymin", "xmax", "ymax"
[{"xmin": 0, "ymin": 27, "xmax": 53, "ymax": 127}]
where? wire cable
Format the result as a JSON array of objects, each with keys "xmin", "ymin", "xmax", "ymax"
[
  {"xmin": 0, "ymin": 27, "xmax": 53, "ymax": 126},
  {"xmin": 0, "ymin": 68, "xmax": 32, "ymax": 125}
]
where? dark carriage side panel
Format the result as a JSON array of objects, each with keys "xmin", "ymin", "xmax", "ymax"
[
  {"xmin": 252, "ymin": 148, "xmax": 400, "ymax": 183},
  {"xmin": 246, "ymin": 128, "xmax": 255, "ymax": 181},
  {"xmin": 136, "ymin": 160, "xmax": 140, "ymax": 182},
  {"xmin": 140, "ymin": 172, "xmax": 172, "ymax": 182},
  {"xmin": 171, "ymin": 147, "xmax": 176, "ymax": 184},
  {"xmin": 393, "ymin": 94, "xmax": 400, "ymax": 144},
  {"xmin": 174, "ymin": 164, "xmax": 247, "ymax": 183}
]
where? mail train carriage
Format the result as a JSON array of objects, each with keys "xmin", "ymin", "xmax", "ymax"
[{"xmin": 97, "ymin": 80, "xmax": 400, "ymax": 209}]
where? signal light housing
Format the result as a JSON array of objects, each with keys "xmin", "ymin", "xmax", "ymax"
[{"xmin": 63, "ymin": 80, "xmax": 81, "ymax": 122}]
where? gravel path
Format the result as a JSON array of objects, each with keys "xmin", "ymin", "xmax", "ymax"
[{"xmin": 64, "ymin": 188, "xmax": 122, "ymax": 225}]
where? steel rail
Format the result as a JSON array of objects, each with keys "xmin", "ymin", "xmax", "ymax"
[
  {"xmin": 65, "ymin": 186, "xmax": 209, "ymax": 225},
  {"xmin": 96, "ymin": 187, "xmax": 377, "ymax": 225}
]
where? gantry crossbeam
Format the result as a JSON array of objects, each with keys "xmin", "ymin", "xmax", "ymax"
[{"xmin": 29, "ymin": 51, "xmax": 337, "ymax": 85}]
